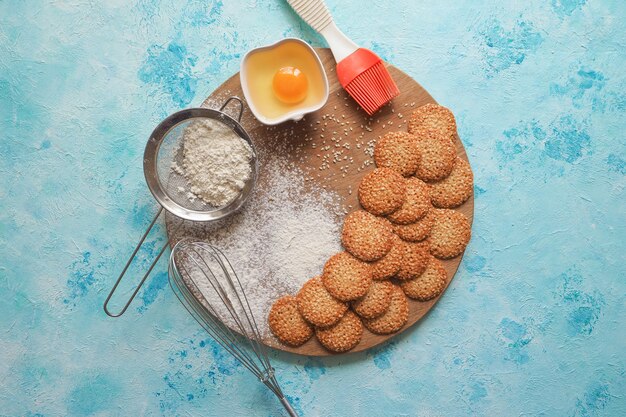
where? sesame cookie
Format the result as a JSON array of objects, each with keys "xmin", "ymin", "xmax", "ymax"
[
  {"xmin": 315, "ymin": 310, "xmax": 363, "ymax": 353},
  {"xmin": 370, "ymin": 234, "xmax": 403, "ymax": 280},
  {"xmin": 322, "ymin": 252, "xmax": 373, "ymax": 302},
  {"xmin": 400, "ymin": 256, "xmax": 448, "ymax": 301},
  {"xmin": 411, "ymin": 128, "xmax": 457, "ymax": 181},
  {"xmin": 363, "ymin": 285, "xmax": 409, "ymax": 335},
  {"xmin": 387, "ymin": 177, "xmax": 430, "ymax": 225},
  {"xmin": 352, "ymin": 280, "xmax": 393, "ymax": 319},
  {"xmin": 358, "ymin": 168, "xmax": 406, "ymax": 216},
  {"xmin": 396, "ymin": 240, "xmax": 430, "ymax": 280},
  {"xmin": 268, "ymin": 295, "xmax": 314, "ymax": 346},
  {"xmin": 393, "ymin": 207, "xmax": 435, "ymax": 242},
  {"xmin": 379, "ymin": 216, "xmax": 394, "ymax": 230},
  {"xmin": 408, "ymin": 103, "xmax": 457, "ymax": 141},
  {"xmin": 428, "ymin": 209, "xmax": 471, "ymax": 259},
  {"xmin": 428, "ymin": 157, "xmax": 473, "ymax": 208},
  {"xmin": 296, "ymin": 276, "xmax": 348, "ymax": 328},
  {"xmin": 374, "ymin": 131, "xmax": 420, "ymax": 177},
  {"xmin": 341, "ymin": 210, "xmax": 393, "ymax": 262}
]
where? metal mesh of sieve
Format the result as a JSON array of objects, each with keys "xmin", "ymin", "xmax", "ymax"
[
  {"xmin": 156, "ymin": 118, "xmax": 228, "ymax": 212},
  {"xmin": 144, "ymin": 98, "xmax": 257, "ymax": 223}
]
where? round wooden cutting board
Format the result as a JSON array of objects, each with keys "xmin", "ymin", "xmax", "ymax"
[{"xmin": 165, "ymin": 48, "xmax": 473, "ymax": 356}]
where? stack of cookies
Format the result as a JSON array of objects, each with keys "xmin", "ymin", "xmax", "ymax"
[{"xmin": 269, "ymin": 103, "xmax": 473, "ymax": 353}]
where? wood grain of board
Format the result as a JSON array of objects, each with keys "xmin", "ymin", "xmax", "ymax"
[{"xmin": 165, "ymin": 48, "xmax": 474, "ymax": 356}]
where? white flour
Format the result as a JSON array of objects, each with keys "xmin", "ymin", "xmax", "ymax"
[
  {"xmin": 171, "ymin": 156, "xmax": 343, "ymax": 337},
  {"xmin": 182, "ymin": 119, "xmax": 253, "ymax": 207}
]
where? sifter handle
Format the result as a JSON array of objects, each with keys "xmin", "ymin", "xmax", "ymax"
[
  {"xmin": 219, "ymin": 96, "xmax": 244, "ymax": 122},
  {"xmin": 103, "ymin": 207, "xmax": 170, "ymax": 317}
]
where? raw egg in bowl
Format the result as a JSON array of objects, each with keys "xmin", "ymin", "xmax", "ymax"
[{"xmin": 240, "ymin": 38, "xmax": 329, "ymax": 125}]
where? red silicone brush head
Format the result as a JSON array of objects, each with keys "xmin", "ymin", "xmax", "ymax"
[{"xmin": 336, "ymin": 48, "xmax": 400, "ymax": 115}]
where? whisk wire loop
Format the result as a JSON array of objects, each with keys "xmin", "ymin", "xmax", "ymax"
[
  {"xmin": 171, "ymin": 254, "xmax": 264, "ymax": 378},
  {"xmin": 168, "ymin": 240, "xmax": 298, "ymax": 415},
  {"xmin": 181, "ymin": 244, "xmax": 271, "ymax": 374}
]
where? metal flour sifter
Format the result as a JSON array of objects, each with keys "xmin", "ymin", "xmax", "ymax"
[{"xmin": 103, "ymin": 97, "xmax": 257, "ymax": 317}]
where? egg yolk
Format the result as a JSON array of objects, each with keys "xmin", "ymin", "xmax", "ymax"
[{"xmin": 272, "ymin": 66, "xmax": 308, "ymax": 104}]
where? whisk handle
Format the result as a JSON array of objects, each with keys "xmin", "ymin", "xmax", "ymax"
[
  {"xmin": 279, "ymin": 396, "xmax": 299, "ymax": 417},
  {"xmin": 103, "ymin": 207, "xmax": 169, "ymax": 317}
]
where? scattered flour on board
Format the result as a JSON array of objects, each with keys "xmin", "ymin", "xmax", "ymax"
[
  {"xmin": 170, "ymin": 154, "xmax": 343, "ymax": 338},
  {"xmin": 181, "ymin": 118, "xmax": 253, "ymax": 207}
]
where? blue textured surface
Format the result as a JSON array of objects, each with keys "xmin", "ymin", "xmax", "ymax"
[{"xmin": 1, "ymin": 1, "xmax": 625, "ymax": 416}]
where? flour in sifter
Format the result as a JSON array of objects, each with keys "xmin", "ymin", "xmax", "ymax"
[{"xmin": 181, "ymin": 118, "xmax": 253, "ymax": 207}]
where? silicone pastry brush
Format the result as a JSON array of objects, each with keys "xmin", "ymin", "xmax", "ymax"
[{"xmin": 286, "ymin": 0, "xmax": 399, "ymax": 115}]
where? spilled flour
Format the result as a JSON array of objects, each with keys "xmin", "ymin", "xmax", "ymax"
[{"xmin": 170, "ymin": 155, "xmax": 342, "ymax": 337}]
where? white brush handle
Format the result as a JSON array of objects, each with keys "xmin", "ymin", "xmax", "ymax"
[{"xmin": 286, "ymin": 0, "xmax": 359, "ymax": 62}]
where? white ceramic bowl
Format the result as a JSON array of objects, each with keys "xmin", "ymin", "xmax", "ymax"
[{"xmin": 240, "ymin": 38, "xmax": 329, "ymax": 125}]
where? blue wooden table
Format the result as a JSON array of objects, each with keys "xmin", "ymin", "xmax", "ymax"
[{"xmin": 1, "ymin": 1, "xmax": 625, "ymax": 415}]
